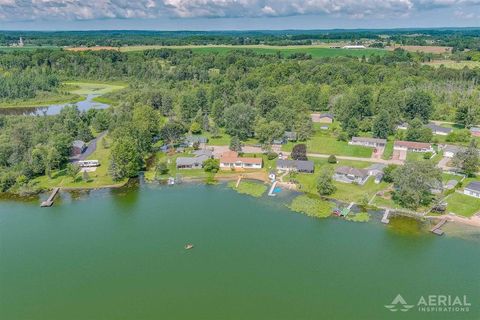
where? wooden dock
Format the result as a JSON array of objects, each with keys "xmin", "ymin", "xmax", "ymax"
[
  {"xmin": 268, "ymin": 181, "xmax": 278, "ymax": 197},
  {"xmin": 381, "ymin": 210, "xmax": 391, "ymax": 224},
  {"xmin": 235, "ymin": 176, "xmax": 243, "ymax": 188},
  {"xmin": 40, "ymin": 188, "xmax": 60, "ymax": 207},
  {"xmin": 430, "ymin": 219, "xmax": 447, "ymax": 236}
]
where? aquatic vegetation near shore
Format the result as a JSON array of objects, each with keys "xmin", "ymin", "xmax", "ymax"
[
  {"xmin": 228, "ymin": 180, "xmax": 268, "ymax": 197},
  {"xmin": 346, "ymin": 211, "xmax": 370, "ymax": 222},
  {"xmin": 388, "ymin": 216, "xmax": 425, "ymax": 235},
  {"xmin": 288, "ymin": 195, "xmax": 334, "ymax": 218}
]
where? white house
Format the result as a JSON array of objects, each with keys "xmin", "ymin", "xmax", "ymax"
[
  {"xmin": 464, "ymin": 182, "xmax": 480, "ymax": 198},
  {"xmin": 349, "ymin": 137, "xmax": 387, "ymax": 148},
  {"xmin": 394, "ymin": 141, "xmax": 434, "ymax": 153}
]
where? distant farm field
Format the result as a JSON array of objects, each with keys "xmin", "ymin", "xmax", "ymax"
[
  {"xmin": 386, "ymin": 45, "xmax": 452, "ymax": 54},
  {"xmin": 119, "ymin": 45, "xmax": 386, "ymax": 58},
  {"xmin": 0, "ymin": 46, "xmax": 60, "ymax": 52},
  {"xmin": 423, "ymin": 60, "xmax": 480, "ymax": 69}
]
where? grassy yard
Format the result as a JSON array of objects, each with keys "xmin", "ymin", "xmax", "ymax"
[
  {"xmin": 423, "ymin": 60, "xmax": 480, "ymax": 69},
  {"xmin": 282, "ymin": 135, "xmax": 372, "ymax": 158},
  {"xmin": 446, "ymin": 192, "xmax": 480, "ymax": 217},
  {"xmin": 31, "ymin": 135, "xmax": 127, "ymax": 190},
  {"xmin": 382, "ymin": 140, "xmax": 394, "ymax": 160},
  {"xmin": 228, "ymin": 180, "xmax": 268, "ymax": 197},
  {"xmin": 292, "ymin": 158, "xmax": 388, "ymax": 203}
]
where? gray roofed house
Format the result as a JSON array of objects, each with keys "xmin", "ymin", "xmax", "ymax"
[
  {"xmin": 334, "ymin": 166, "xmax": 370, "ymax": 185},
  {"xmin": 176, "ymin": 155, "xmax": 210, "ymax": 169},
  {"xmin": 349, "ymin": 137, "xmax": 387, "ymax": 148},
  {"xmin": 443, "ymin": 145, "xmax": 465, "ymax": 158},
  {"xmin": 311, "ymin": 113, "xmax": 334, "ymax": 123},
  {"xmin": 470, "ymin": 127, "xmax": 480, "ymax": 137},
  {"xmin": 276, "ymin": 159, "xmax": 314, "ymax": 173},
  {"xmin": 71, "ymin": 140, "xmax": 87, "ymax": 156},
  {"xmin": 426, "ymin": 123, "xmax": 452, "ymax": 136},
  {"xmin": 443, "ymin": 180, "xmax": 458, "ymax": 190},
  {"xmin": 184, "ymin": 136, "xmax": 208, "ymax": 147},
  {"xmin": 464, "ymin": 181, "xmax": 480, "ymax": 198},
  {"xmin": 366, "ymin": 163, "xmax": 387, "ymax": 176},
  {"xmin": 192, "ymin": 149, "xmax": 213, "ymax": 158}
]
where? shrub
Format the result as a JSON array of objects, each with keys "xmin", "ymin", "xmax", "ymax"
[
  {"xmin": 267, "ymin": 152, "xmax": 278, "ymax": 160},
  {"xmin": 328, "ymin": 155, "xmax": 337, "ymax": 163},
  {"xmin": 423, "ymin": 152, "xmax": 433, "ymax": 160}
]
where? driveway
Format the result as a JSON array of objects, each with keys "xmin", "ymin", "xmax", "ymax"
[{"xmin": 71, "ymin": 131, "xmax": 107, "ymax": 162}]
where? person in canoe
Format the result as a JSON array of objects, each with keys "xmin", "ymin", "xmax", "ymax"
[{"xmin": 185, "ymin": 244, "xmax": 194, "ymax": 250}]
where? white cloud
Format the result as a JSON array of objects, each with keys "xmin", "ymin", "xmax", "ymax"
[{"xmin": 0, "ymin": 0, "xmax": 479, "ymax": 21}]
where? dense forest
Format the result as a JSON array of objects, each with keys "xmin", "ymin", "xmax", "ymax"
[
  {"xmin": 0, "ymin": 47, "xmax": 479, "ymax": 194},
  {"xmin": 2, "ymin": 28, "xmax": 480, "ymax": 50}
]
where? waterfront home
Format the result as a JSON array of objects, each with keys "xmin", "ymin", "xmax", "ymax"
[
  {"xmin": 349, "ymin": 137, "xmax": 387, "ymax": 148},
  {"xmin": 426, "ymin": 123, "xmax": 452, "ymax": 136},
  {"xmin": 311, "ymin": 113, "xmax": 334, "ymax": 123},
  {"xmin": 464, "ymin": 182, "xmax": 480, "ymax": 198},
  {"xmin": 334, "ymin": 166, "xmax": 370, "ymax": 185},
  {"xmin": 219, "ymin": 151, "xmax": 263, "ymax": 170},
  {"xmin": 366, "ymin": 163, "xmax": 387, "ymax": 184},
  {"xmin": 71, "ymin": 140, "xmax": 87, "ymax": 156},
  {"xmin": 176, "ymin": 155, "xmax": 210, "ymax": 169},
  {"xmin": 184, "ymin": 136, "xmax": 208, "ymax": 147},
  {"xmin": 394, "ymin": 141, "xmax": 433, "ymax": 153},
  {"xmin": 443, "ymin": 145, "xmax": 465, "ymax": 158},
  {"xmin": 470, "ymin": 127, "xmax": 480, "ymax": 137},
  {"xmin": 276, "ymin": 159, "xmax": 315, "ymax": 173}
]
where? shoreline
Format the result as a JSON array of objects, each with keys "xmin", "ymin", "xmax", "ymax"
[{"xmin": 7, "ymin": 172, "xmax": 478, "ymax": 231}]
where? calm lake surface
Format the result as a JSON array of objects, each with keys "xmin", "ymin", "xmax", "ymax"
[
  {"xmin": 0, "ymin": 183, "xmax": 479, "ymax": 320},
  {"xmin": 0, "ymin": 94, "xmax": 108, "ymax": 116}
]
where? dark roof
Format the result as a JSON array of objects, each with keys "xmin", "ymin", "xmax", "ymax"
[
  {"xmin": 193, "ymin": 149, "xmax": 213, "ymax": 157},
  {"xmin": 426, "ymin": 123, "xmax": 452, "ymax": 134},
  {"xmin": 277, "ymin": 159, "xmax": 314, "ymax": 172},
  {"xmin": 319, "ymin": 113, "xmax": 334, "ymax": 119},
  {"xmin": 335, "ymin": 166, "xmax": 369, "ymax": 179},
  {"xmin": 176, "ymin": 155, "xmax": 209, "ymax": 166},
  {"xmin": 465, "ymin": 181, "xmax": 480, "ymax": 192},
  {"xmin": 72, "ymin": 140, "xmax": 86, "ymax": 149}
]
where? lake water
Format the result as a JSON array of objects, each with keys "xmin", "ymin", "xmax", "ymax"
[
  {"xmin": 0, "ymin": 183, "xmax": 479, "ymax": 320},
  {"xmin": 0, "ymin": 94, "xmax": 109, "ymax": 116}
]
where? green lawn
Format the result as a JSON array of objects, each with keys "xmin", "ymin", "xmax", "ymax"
[
  {"xmin": 382, "ymin": 140, "xmax": 394, "ymax": 160},
  {"xmin": 292, "ymin": 158, "xmax": 389, "ymax": 203},
  {"xmin": 63, "ymin": 81, "xmax": 126, "ymax": 95},
  {"xmin": 31, "ymin": 135, "xmax": 127, "ymax": 190},
  {"xmin": 446, "ymin": 192, "xmax": 480, "ymax": 217},
  {"xmin": 282, "ymin": 135, "xmax": 372, "ymax": 158},
  {"xmin": 228, "ymin": 180, "xmax": 268, "ymax": 197}
]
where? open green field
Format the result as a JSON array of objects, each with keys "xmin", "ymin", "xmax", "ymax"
[
  {"xmin": 120, "ymin": 45, "xmax": 386, "ymax": 58},
  {"xmin": 282, "ymin": 135, "xmax": 372, "ymax": 158},
  {"xmin": 446, "ymin": 192, "xmax": 480, "ymax": 217},
  {"xmin": 228, "ymin": 180, "xmax": 267, "ymax": 197},
  {"xmin": 64, "ymin": 81, "xmax": 126, "ymax": 95},
  {"xmin": 423, "ymin": 60, "xmax": 480, "ymax": 69},
  {"xmin": 0, "ymin": 81, "xmax": 126, "ymax": 109},
  {"xmin": 0, "ymin": 45, "xmax": 61, "ymax": 52}
]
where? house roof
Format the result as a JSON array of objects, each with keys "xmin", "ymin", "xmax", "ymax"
[
  {"xmin": 335, "ymin": 166, "xmax": 369, "ymax": 179},
  {"xmin": 176, "ymin": 155, "xmax": 209, "ymax": 166},
  {"xmin": 220, "ymin": 151, "xmax": 262, "ymax": 164},
  {"xmin": 470, "ymin": 127, "xmax": 480, "ymax": 133},
  {"xmin": 72, "ymin": 140, "xmax": 86, "ymax": 148},
  {"xmin": 351, "ymin": 137, "xmax": 387, "ymax": 145},
  {"xmin": 284, "ymin": 131, "xmax": 297, "ymax": 139},
  {"xmin": 465, "ymin": 181, "xmax": 480, "ymax": 192},
  {"xmin": 426, "ymin": 123, "xmax": 452, "ymax": 134},
  {"xmin": 319, "ymin": 113, "xmax": 334, "ymax": 119},
  {"xmin": 277, "ymin": 159, "xmax": 314, "ymax": 171},
  {"xmin": 185, "ymin": 136, "xmax": 208, "ymax": 144},
  {"xmin": 193, "ymin": 149, "xmax": 213, "ymax": 157},
  {"xmin": 394, "ymin": 141, "xmax": 432, "ymax": 149},
  {"xmin": 444, "ymin": 145, "xmax": 464, "ymax": 154},
  {"xmin": 367, "ymin": 163, "xmax": 387, "ymax": 172}
]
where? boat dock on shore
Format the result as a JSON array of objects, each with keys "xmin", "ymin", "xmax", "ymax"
[
  {"xmin": 40, "ymin": 188, "xmax": 60, "ymax": 207},
  {"xmin": 430, "ymin": 219, "xmax": 447, "ymax": 236}
]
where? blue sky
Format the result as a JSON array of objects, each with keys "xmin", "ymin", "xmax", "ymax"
[{"xmin": 0, "ymin": 1, "xmax": 479, "ymax": 30}]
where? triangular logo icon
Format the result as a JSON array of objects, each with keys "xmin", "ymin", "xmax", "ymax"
[{"xmin": 385, "ymin": 294, "xmax": 415, "ymax": 312}]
